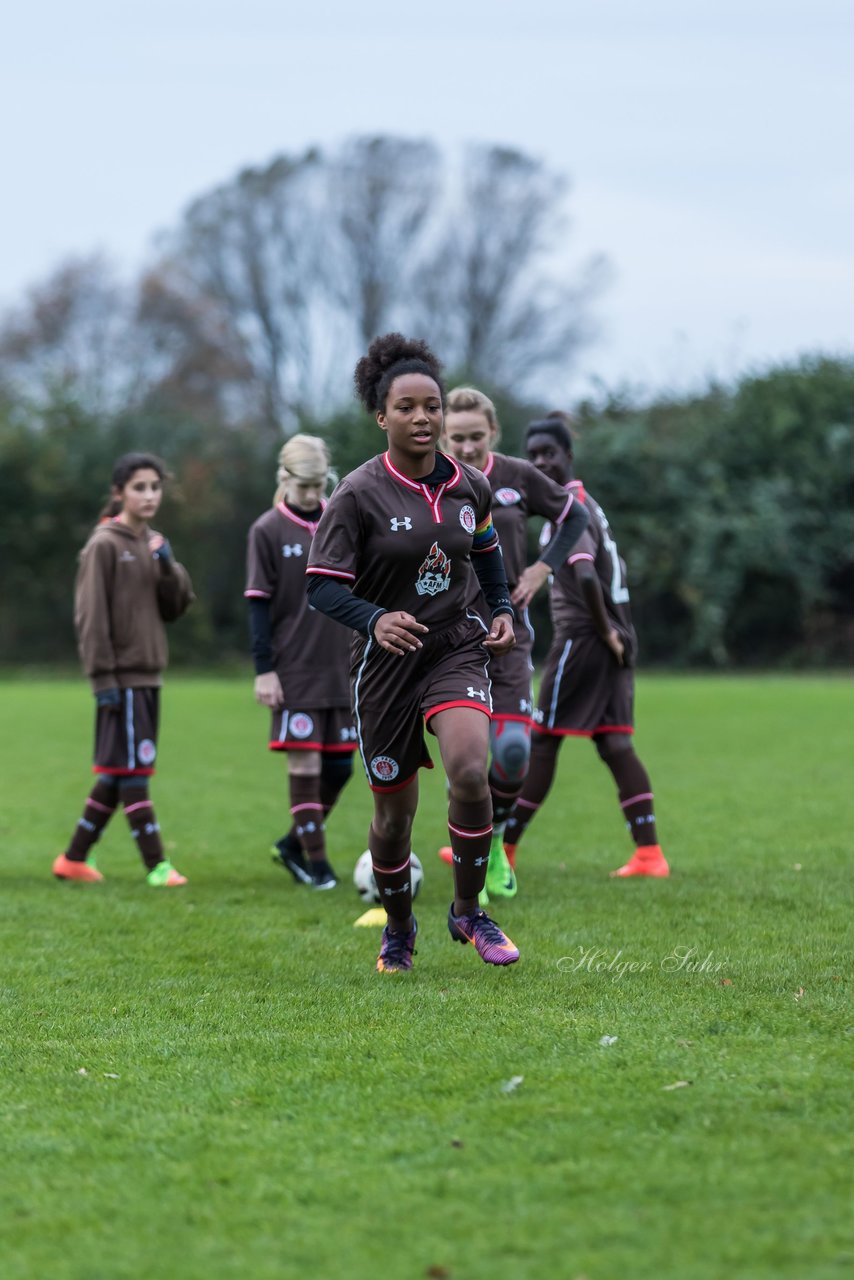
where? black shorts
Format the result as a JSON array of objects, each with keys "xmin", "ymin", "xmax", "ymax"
[
  {"xmin": 352, "ymin": 613, "xmax": 493, "ymax": 792},
  {"xmin": 94, "ymin": 687, "xmax": 160, "ymax": 776},
  {"xmin": 533, "ymin": 630, "xmax": 634, "ymax": 738},
  {"xmin": 488, "ymin": 611, "xmax": 535, "ymax": 724},
  {"xmin": 268, "ymin": 705, "xmax": 357, "ymax": 754}
]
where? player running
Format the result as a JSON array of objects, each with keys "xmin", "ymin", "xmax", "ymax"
[
  {"xmin": 245, "ymin": 434, "xmax": 357, "ymax": 890},
  {"xmin": 306, "ymin": 334, "xmax": 521, "ymax": 972},
  {"xmin": 53, "ymin": 452, "xmax": 194, "ymax": 887},
  {"xmin": 435, "ymin": 387, "xmax": 588, "ymax": 901},
  {"xmin": 504, "ymin": 412, "xmax": 669, "ymax": 878}
]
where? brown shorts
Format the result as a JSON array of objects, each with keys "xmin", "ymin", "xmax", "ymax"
[
  {"xmin": 488, "ymin": 611, "xmax": 535, "ymax": 723},
  {"xmin": 269, "ymin": 705, "xmax": 357, "ymax": 753},
  {"xmin": 352, "ymin": 613, "xmax": 493, "ymax": 792},
  {"xmin": 94, "ymin": 687, "xmax": 160, "ymax": 776},
  {"xmin": 533, "ymin": 629, "xmax": 634, "ymax": 738}
]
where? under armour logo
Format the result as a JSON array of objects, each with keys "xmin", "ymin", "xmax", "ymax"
[
  {"xmin": 282, "ymin": 544, "xmax": 303, "ymax": 557},
  {"xmin": 389, "ymin": 517, "xmax": 412, "ymax": 531},
  {"xmin": 473, "ymin": 855, "xmax": 489, "ymax": 867},
  {"xmin": 383, "ymin": 883, "xmax": 410, "ymax": 895},
  {"xmin": 467, "ymin": 687, "xmax": 486, "ymax": 701}
]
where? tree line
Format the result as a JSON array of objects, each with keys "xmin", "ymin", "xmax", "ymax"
[{"xmin": 0, "ymin": 136, "xmax": 851, "ymax": 669}]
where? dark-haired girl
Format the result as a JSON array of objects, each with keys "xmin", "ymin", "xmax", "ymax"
[
  {"xmin": 307, "ymin": 334, "xmax": 520, "ymax": 972},
  {"xmin": 505, "ymin": 414, "xmax": 669, "ymax": 879},
  {"xmin": 53, "ymin": 453, "xmax": 194, "ymax": 887}
]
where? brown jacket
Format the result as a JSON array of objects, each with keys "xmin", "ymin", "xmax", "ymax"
[{"xmin": 74, "ymin": 519, "xmax": 194, "ymax": 692}]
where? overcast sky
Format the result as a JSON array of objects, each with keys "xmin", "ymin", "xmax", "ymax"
[{"xmin": 2, "ymin": 0, "xmax": 852, "ymax": 398}]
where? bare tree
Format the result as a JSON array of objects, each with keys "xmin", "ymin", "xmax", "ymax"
[
  {"xmin": 0, "ymin": 255, "xmax": 147, "ymax": 415},
  {"xmin": 156, "ymin": 149, "xmax": 335, "ymax": 432},
  {"xmin": 415, "ymin": 145, "xmax": 607, "ymax": 393},
  {"xmin": 327, "ymin": 136, "xmax": 441, "ymax": 347}
]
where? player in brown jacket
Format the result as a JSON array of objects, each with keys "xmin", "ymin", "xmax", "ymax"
[{"xmin": 52, "ymin": 452, "xmax": 194, "ymax": 887}]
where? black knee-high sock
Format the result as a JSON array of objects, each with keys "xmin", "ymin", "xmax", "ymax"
[
  {"xmin": 66, "ymin": 778, "xmax": 118, "ymax": 861},
  {"xmin": 120, "ymin": 784, "xmax": 164, "ymax": 871},
  {"xmin": 369, "ymin": 825, "xmax": 412, "ymax": 926},
  {"xmin": 448, "ymin": 794, "xmax": 493, "ymax": 902},
  {"xmin": 488, "ymin": 770, "xmax": 523, "ymax": 828},
  {"xmin": 504, "ymin": 733, "xmax": 561, "ymax": 850},
  {"xmin": 601, "ymin": 745, "xmax": 658, "ymax": 847}
]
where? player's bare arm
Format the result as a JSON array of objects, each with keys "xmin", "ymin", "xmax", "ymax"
[
  {"xmin": 575, "ymin": 562, "xmax": 625, "ymax": 666},
  {"xmin": 511, "ymin": 560, "xmax": 551, "ymax": 609},
  {"xmin": 373, "ymin": 611, "xmax": 429, "ymax": 657},
  {"xmin": 254, "ymin": 670, "xmax": 285, "ymax": 708},
  {"xmin": 483, "ymin": 613, "xmax": 516, "ymax": 656}
]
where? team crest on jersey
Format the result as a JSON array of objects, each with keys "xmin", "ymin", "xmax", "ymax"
[
  {"xmin": 415, "ymin": 542, "xmax": 451, "ymax": 596},
  {"xmin": 138, "ymin": 739, "xmax": 157, "ymax": 766},
  {"xmin": 289, "ymin": 712, "xmax": 314, "ymax": 739},
  {"xmin": 459, "ymin": 504, "xmax": 477, "ymax": 534},
  {"xmin": 370, "ymin": 755, "xmax": 399, "ymax": 782},
  {"xmin": 495, "ymin": 487, "xmax": 521, "ymax": 507}
]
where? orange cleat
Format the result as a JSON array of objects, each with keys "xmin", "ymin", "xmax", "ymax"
[
  {"xmin": 438, "ymin": 846, "xmax": 454, "ymax": 866},
  {"xmin": 610, "ymin": 845, "xmax": 670, "ymax": 878},
  {"xmin": 52, "ymin": 854, "xmax": 104, "ymax": 883},
  {"xmin": 504, "ymin": 844, "xmax": 516, "ymax": 872}
]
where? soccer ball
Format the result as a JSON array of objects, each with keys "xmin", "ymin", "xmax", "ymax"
[{"xmin": 353, "ymin": 850, "xmax": 423, "ymax": 905}]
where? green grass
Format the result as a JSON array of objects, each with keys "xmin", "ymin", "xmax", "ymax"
[{"xmin": 0, "ymin": 675, "xmax": 851, "ymax": 1280}]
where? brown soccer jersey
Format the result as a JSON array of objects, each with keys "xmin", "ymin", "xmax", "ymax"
[
  {"xmin": 482, "ymin": 453, "xmax": 575, "ymax": 588},
  {"xmin": 306, "ymin": 452, "xmax": 498, "ymax": 628},
  {"xmin": 245, "ymin": 502, "xmax": 351, "ymax": 709},
  {"xmin": 541, "ymin": 480, "xmax": 636, "ymax": 656}
]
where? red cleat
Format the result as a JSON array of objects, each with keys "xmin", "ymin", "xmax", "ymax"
[
  {"xmin": 52, "ymin": 854, "xmax": 104, "ymax": 883},
  {"xmin": 504, "ymin": 843, "xmax": 516, "ymax": 872},
  {"xmin": 438, "ymin": 846, "xmax": 454, "ymax": 866},
  {"xmin": 610, "ymin": 845, "xmax": 670, "ymax": 878}
]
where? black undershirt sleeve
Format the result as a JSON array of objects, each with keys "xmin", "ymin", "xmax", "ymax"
[
  {"xmin": 248, "ymin": 597, "xmax": 275, "ymax": 675},
  {"xmin": 472, "ymin": 548, "xmax": 515, "ymax": 620},
  {"xmin": 306, "ymin": 576, "xmax": 385, "ymax": 638},
  {"xmin": 537, "ymin": 501, "xmax": 589, "ymax": 571}
]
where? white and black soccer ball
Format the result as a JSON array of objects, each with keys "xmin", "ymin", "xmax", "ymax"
[{"xmin": 353, "ymin": 850, "xmax": 423, "ymax": 905}]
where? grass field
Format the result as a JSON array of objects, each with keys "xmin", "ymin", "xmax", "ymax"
[{"xmin": 1, "ymin": 674, "xmax": 851, "ymax": 1280}]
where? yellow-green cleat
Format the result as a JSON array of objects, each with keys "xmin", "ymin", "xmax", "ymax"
[{"xmin": 484, "ymin": 834, "xmax": 517, "ymax": 898}]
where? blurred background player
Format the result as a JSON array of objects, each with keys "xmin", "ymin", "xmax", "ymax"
[
  {"xmin": 504, "ymin": 412, "xmax": 669, "ymax": 878},
  {"xmin": 307, "ymin": 334, "xmax": 520, "ymax": 972},
  {"xmin": 246, "ymin": 434, "xmax": 356, "ymax": 890},
  {"xmin": 436, "ymin": 387, "xmax": 588, "ymax": 902},
  {"xmin": 53, "ymin": 452, "xmax": 194, "ymax": 887}
]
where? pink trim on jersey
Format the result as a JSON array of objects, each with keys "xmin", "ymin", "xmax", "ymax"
[
  {"xmin": 620, "ymin": 792, "xmax": 654, "ymax": 809},
  {"xmin": 448, "ymin": 822, "xmax": 493, "ymax": 839},
  {"xmin": 425, "ymin": 699, "xmax": 492, "ymax": 723},
  {"xmin": 123, "ymin": 800, "xmax": 152, "ymax": 815},
  {"xmin": 372, "ymin": 855, "xmax": 411, "ymax": 875},
  {"xmin": 381, "ymin": 451, "xmax": 462, "ymax": 524},
  {"xmin": 244, "ymin": 589, "xmax": 271, "ymax": 598},
  {"xmin": 304, "ymin": 566, "xmax": 356, "ymax": 582},
  {"xmin": 554, "ymin": 492, "xmax": 574, "ymax": 524},
  {"xmin": 483, "ymin": 453, "xmax": 495, "ymax": 477},
  {"xmin": 276, "ymin": 499, "xmax": 326, "ymax": 535}
]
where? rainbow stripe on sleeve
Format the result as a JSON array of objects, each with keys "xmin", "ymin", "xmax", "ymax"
[{"xmin": 471, "ymin": 514, "xmax": 499, "ymax": 553}]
